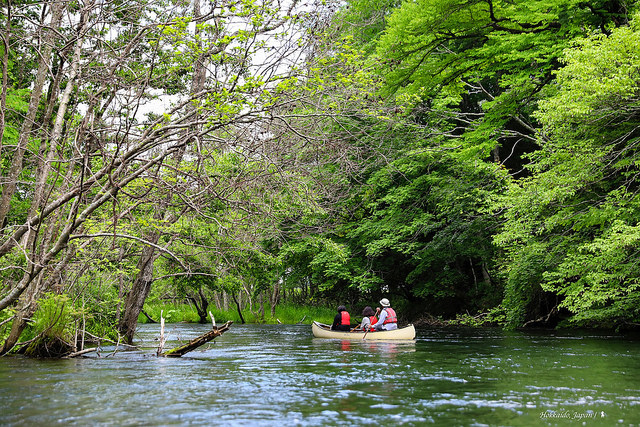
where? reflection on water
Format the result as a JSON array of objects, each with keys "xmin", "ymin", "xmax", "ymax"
[
  {"xmin": 314, "ymin": 338, "xmax": 416, "ymax": 357},
  {"xmin": 0, "ymin": 324, "xmax": 639, "ymax": 426}
]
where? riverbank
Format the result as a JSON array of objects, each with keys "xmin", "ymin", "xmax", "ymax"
[{"xmin": 138, "ymin": 302, "xmax": 336, "ymax": 325}]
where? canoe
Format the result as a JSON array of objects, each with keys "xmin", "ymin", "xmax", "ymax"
[{"xmin": 312, "ymin": 321, "xmax": 416, "ymax": 340}]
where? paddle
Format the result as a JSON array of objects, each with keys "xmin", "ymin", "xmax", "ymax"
[{"xmin": 362, "ymin": 328, "xmax": 370, "ymax": 340}]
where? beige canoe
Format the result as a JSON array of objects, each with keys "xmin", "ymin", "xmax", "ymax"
[{"xmin": 312, "ymin": 321, "xmax": 416, "ymax": 340}]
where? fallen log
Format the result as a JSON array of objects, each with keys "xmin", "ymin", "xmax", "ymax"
[
  {"xmin": 63, "ymin": 348, "xmax": 97, "ymax": 358},
  {"xmin": 160, "ymin": 321, "xmax": 233, "ymax": 357}
]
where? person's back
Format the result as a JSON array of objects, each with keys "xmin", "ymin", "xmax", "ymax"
[
  {"xmin": 381, "ymin": 306, "xmax": 398, "ymax": 330},
  {"xmin": 331, "ymin": 305, "xmax": 351, "ymax": 331},
  {"xmin": 371, "ymin": 298, "xmax": 398, "ymax": 331},
  {"xmin": 359, "ymin": 306, "xmax": 378, "ymax": 331}
]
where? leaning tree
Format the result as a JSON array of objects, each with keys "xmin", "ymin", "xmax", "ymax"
[{"xmin": 0, "ymin": 0, "xmax": 357, "ymax": 350}]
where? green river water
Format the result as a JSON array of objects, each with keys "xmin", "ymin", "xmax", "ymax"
[{"xmin": 0, "ymin": 323, "xmax": 639, "ymax": 426}]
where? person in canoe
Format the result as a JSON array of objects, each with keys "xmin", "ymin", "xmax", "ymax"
[
  {"xmin": 331, "ymin": 305, "xmax": 351, "ymax": 331},
  {"xmin": 358, "ymin": 306, "xmax": 379, "ymax": 331},
  {"xmin": 370, "ymin": 298, "xmax": 398, "ymax": 331}
]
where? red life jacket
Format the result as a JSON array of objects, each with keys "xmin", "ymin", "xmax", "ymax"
[
  {"xmin": 369, "ymin": 316, "xmax": 378, "ymax": 325},
  {"xmin": 340, "ymin": 311, "xmax": 350, "ymax": 325},
  {"xmin": 383, "ymin": 308, "xmax": 397, "ymax": 324}
]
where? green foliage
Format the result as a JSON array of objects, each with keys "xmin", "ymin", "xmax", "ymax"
[
  {"xmin": 498, "ymin": 240, "xmax": 557, "ymax": 328},
  {"xmin": 345, "ymin": 148, "xmax": 506, "ymax": 314},
  {"xmin": 278, "ymin": 236, "xmax": 353, "ymax": 292},
  {"xmin": 0, "ymin": 308, "xmax": 15, "ymax": 344},
  {"xmin": 494, "ymin": 13, "xmax": 640, "ymax": 328},
  {"xmin": 26, "ymin": 293, "xmax": 79, "ymax": 343},
  {"xmin": 139, "ymin": 301, "xmax": 335, "ymax": 325},
  {"xmin": 332, "ymin": 0, "xmax": 403, "ymax": 52},
  {"xmin": 1, "ymin": 88, "xmax": 29, "ymax": 147},
  {"xmin": 75, "ymin": 277, "xmax": 122, "ymax": 341},
  {"xmin": 369, "ymin": 0, "xmax": 632, "ymax": 169},
  {"xmin": 3, "ymin": 0, "xmax": 638, "ymax": 338},
  {"xmin": 544, "ymin": 221, "xmax": 640, "ymax": 323},
  {"xmin": 449, "ymin": 305, "xmax": 507, "ymax": 327},
  {"xmin": 374, "ymin": 0, "xmax": 621, "ymax": 105},
  {"xmin": 20, "ymin": 289, "xmax": 121, "ymax": 344},
  {"xmin": 174, "ymin": 273, "xmax": 218, "ymax": 295},
  {"xmin": 139, "ymin": 302, "xmax": 201, "ymax": 324},
  {"xmin": 273, "ymin": 303, "xmax": 335, "ymax": 324},
  {"xmin": 537, "ymin": 22, "xmax": 640, "ymax": 130},
  {"xmin": 279, "ymin": 0, "xmax": 639, "ymax": 328}
]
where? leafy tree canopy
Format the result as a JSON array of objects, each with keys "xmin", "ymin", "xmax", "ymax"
[{"xmin": 495, "ymin": 13, "xmax": 640, "ymax": 328}]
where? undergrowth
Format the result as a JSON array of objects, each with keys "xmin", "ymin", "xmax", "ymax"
[{"xmin": 139, "ymin": 301, "xmax": 335, "ymax": 325}]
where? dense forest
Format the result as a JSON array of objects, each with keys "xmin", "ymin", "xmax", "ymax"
[{"xmin": 1, "ymin": 0, "xmax": 639, "ymax": 354}]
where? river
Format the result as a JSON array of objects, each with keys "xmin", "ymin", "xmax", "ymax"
[{"xmin": 0, "ymin": 323, "xmax": 639, "ymax": 426}]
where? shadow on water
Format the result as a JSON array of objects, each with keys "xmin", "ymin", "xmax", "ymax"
[{"xmin": 0, "ymin": 323, "xmax": 639, "ymax": 426}]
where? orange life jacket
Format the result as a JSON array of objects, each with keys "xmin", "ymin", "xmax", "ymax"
[
  {"xmin": 340, "ymin": 311, "xmax": 350, "ymax": 325},
  {"xmin": 383, "ymin": 308, "xmax": 397, "ymax": 324}
]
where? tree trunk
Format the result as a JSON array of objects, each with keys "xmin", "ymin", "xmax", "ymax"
[
  {"xmin": 259, "ymin": 292, "xmax": 265, "ymax": 319},
  {"xmin": 115, "ymin": 245, "xmax": 128, "ymax": 324},
  {"xmin": 231, "ymin": 292, "xmax": 245, "ymax": 324},
  {"xmin": 270, "ymin": 281, "xmax": 280, "ymax": 318},
  {"xmin": 116, "ymin": 0, "xmax": 206, "ymax": 343},
  {"xmin": 0, "ymin": 1, "xmax": 64, "ymax": 227},
  {"xmin": 492, "ymin": 146, "xmax": 500, "ymax": 163},
  {"xmin": 481, "ymin": 262, "xmax": 492, "ymax": 285},
  {"xmin": 188, "ymin": 287, "xmax": 209, "ymax": 324},
  {"xmin": 118, "ymin": 243, "xmax": 158, "ymax": 344},
  {"xmin": 0, "ymin": 306, "xmax": 32, "ymax": 355}
]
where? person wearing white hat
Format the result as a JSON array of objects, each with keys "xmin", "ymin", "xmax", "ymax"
[{"xmin": 370, "ymin": 298, "xmax": 398, "ymax": 331}]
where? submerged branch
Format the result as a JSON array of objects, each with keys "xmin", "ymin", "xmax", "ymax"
[
  {"xmin": 160, "ymin": 321, "xmax": 233, "ymax": 357},
  {"xmin": 63, "ymin": 348, "xmax": 97, "ymax": 358}
]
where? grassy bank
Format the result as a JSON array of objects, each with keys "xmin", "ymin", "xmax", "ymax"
[{"xmin": 138, "ymin": 302, "xmax": 335, "ymax": 325}]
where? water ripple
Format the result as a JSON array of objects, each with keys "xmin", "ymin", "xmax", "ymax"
[{"xmin": 1, "ymin": 323, "xmax": 639, "ymax": 426}]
